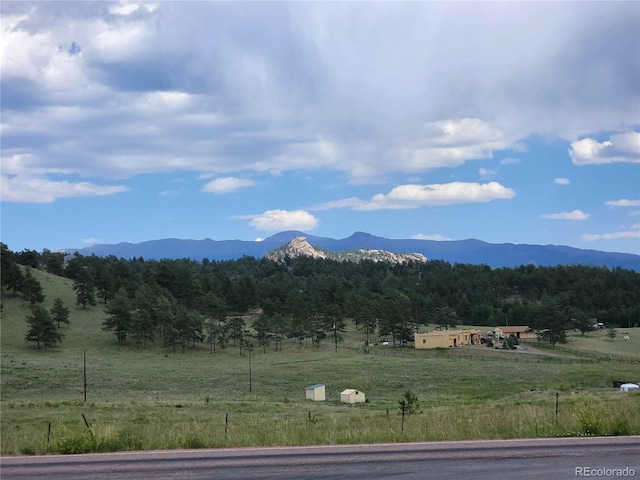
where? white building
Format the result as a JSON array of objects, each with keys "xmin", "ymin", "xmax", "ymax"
[
  {"xmin": 305, "ymin": 384, "xmax": 326, "ymax": 401},
  {"xmin": 340, "ymin": 389, "xmax": 366, "ymax": 404}
]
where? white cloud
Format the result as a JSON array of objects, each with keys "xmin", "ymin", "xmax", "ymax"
[
  {"xmin": 384, "ymin": 118, "xmax": 518, "ymax": 178},
  {"xmin": 554, "ymin": 178, "xmax": 570, "ymax": 185},
  {"xmin": 582, "ymin": 231, "xmax": 640, "ymax": 241},
  {"xmin": 202, "ymin": 177, "xmax": 255, "ymax": 194},
  {"xmin": 1, "ymin": 175, "xmax": 129, "ymax": 203},
  {"xmin": 606, "ymin": 199, "xmax": 640, "ymax": 208},
  {"xmin": 363, "ymin": 182, "xmax": 515, "ymax": 210},
  {"xmin": 2, "ymin": 2, "xmax": 639, "ymax": 199},
  {"xmin": 313, "ymin": 182, "xmax": 515, "ymax": 211},
  {"xmin": 412, "ymin": 233, "xmax": 451, "ymax": 241},
  {"xmin": 248, "ymin": 209, "xmax": 319, "ymax": 232},
  {"xmin": 312, "ymin": 197, "xmax": 367, "ymax": 211},
  {"xmin": 570, "ymin": 132, "xmax": 640, "ymax": 166},
  {"xmin": 540, "ymin": 209, "xmax": 589, "ymax": 220}
]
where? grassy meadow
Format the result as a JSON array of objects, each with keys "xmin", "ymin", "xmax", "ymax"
[{"xmin": 1, "ymin": 268, "xmax": 639, "ymax": 455}]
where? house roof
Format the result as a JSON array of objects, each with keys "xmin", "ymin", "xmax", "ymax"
[
  {"xmin": 417, "ymin": 329, "xmax": 481, "ymax": 336},
  {"xmin": 306, "ymin": 384, "xmax": 324, "ymax": 390},
  {"xmin": 496, "ymin": 326, "xmax": 530, "ymax": 333},
  {"xmin": 341, "ymin": 389, "xmax": 361, "ymax": 395}
]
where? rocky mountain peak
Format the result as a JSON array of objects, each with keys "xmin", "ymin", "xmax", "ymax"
[
  {"xmin": 265, "ymin": 237, "xmax": 427, "ymax": 264},
  {"xmin": 265, "ymin": 237, "xmax": 326, "ymax": 263},
  {"xmin": 288, "ymin": 237, "xmax": 326, "ymax": 259}
]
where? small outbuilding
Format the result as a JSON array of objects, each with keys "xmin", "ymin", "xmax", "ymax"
[
  {"xmin": 340, "ymin": 389, "xmax": 366, "ymax": 404},
  {"xmin": 492, "ymin": 326, "xmax": 536, "ymax": 340},
  {"xmin": 305, "ymin": 384, "xmax": 326, "ymax": 401},
  {"xmin": 620, "ymin": 383, "xmax": 639, "ymax": 392}
]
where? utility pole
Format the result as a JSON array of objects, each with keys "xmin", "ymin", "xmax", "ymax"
[
  {"xmin": 83, "ymin": 349, "xmax": 87, "ymax": 402},
  {"xmin": 248, "ymin": 343, "xmax": 253, "ymax": 392}
]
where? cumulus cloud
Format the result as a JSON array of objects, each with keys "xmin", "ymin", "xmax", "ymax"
[
  {"xmin": 202, "ymin": 177, "xmax": 255, "ymax": 194},
  {"xmin": 569, "ymin": 132, "xmax": 640, "ymax": 165},
  {"xmin": 2, "ymin": 2, "xmax": 638, "ymax": 197},
  {"xmin": 540, "ymin": 210, "xmax": 589, "ymax": 220},
  {"xmin": 390, "ymin": 118, "xmax": 517, "ymax": 176},
  {"xmin": 313, "ymin": 182, "xmax": 515, "ymax": 211},
  {"xmin": 554, "ymin": 178, "xmax": 570, "ymax": 185},
  {"xmin": 362, "ymin": 182, "xmax": 515, "ymax": 210},
  {"xmin": 412, "ymin": 233, "xmax": 451, "ymax": 241},
  {"xmin": 606, "ymin": 199, "xmax": 640, "ymax": 208},
  {"xmin": 1, "ymin": 175, "xmax": 128, "ymax": 203},
  {"xmin": 248, "ymin": 209, "xmax": 319, "ymax": 232}
]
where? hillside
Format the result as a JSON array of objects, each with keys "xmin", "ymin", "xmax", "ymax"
[
  {"xmin": 2, "ymin": 268, "xmax": 640, "ymax": 455},
  {"xmin": 65, "ymin": 231, "xmax": 640, "ymax": 270}
]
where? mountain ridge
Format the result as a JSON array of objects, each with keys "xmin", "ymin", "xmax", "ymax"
[
  {"xmin": 264, "ymin": 236, "xmax": 428, "ymax": 264},
  {"xmin": 63, "ymin": 232, "xmax": 640, "ymax": 270}
]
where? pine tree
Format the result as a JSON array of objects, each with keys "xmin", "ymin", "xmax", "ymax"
[
  {"xmin": 4, "ymin": 262, "xmax": 25, "ymax": 295},
  {"xmin": 50, "ymin": 297, "xmax": 71, "ymax": 328},
  {"xmin": 25, "ymin": 305, "xmax": 63, "ymax": 350},
  {"xmin": 74, "ymin": 268, "xmax": 97, "ymax": 309},
  {"xmin": 22, "ymin": 269, "xmax": 45, "ymax": 306},
  {"xmin": 103, "ymin": 288, "xmax": 132, "ymax": 345}
]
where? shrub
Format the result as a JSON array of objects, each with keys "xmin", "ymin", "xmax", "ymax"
[
  {"xmin": 574, "ymin": 400, "xmax": 602, "ymax": 436},
  {"xmin": 52, "ymin": 425, "xmax": 95, "ymax": 454},
  {"xmin": 398, "ymin": 390, "xmax": 420, "ymax": 415}
]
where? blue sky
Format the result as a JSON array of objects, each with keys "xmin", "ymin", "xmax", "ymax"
[{"xmin": 1, "ymin": 1, "xmax": 639, "ymax": 255}]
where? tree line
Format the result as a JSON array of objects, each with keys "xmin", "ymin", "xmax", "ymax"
[{"xmin": 2, "ymin": 243, "xmax": 639, "ymax": 351}]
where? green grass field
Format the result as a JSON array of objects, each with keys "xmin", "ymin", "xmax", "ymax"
[{"xmin": 2, "ymin": 268, "xmax": 639, "ymax": 455}]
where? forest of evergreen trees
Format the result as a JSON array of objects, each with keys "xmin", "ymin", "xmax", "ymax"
[{"xmin": 2, "ymin": 243, "xmax": 639, "ymax": 352}]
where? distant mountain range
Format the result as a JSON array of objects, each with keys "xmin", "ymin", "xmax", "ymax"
[{"xmin": 66, "ymin": 231, "xmax": 640, "ymax": 270}]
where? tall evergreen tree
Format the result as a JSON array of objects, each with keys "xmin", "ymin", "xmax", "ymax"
[
  {"xmin": 433, "ymin": 306, "xmax": 458, "ymax": 331},
  {"xmin": 251, "ymin": 314, "xmax": 272, "ymax": 353},
  {"xmin": 50, "ymin": 297, "xmax": 71, "ymax": 328},
  {"xmin": 22, "ymin": 269, "xmax": 45, "ymax": 306},
  {"xmin": 25, "ymin": 305, "xmax": 63, "ymax": 349},
  {"xmin": 227, "ymin": 316, "xmax": 245, "ymax": 348},
  {"xmin": 130, "ymin": 284, "xmax": 158, "ymax": 347},
  {"xmin": 42, "ymin": 249, "xmax": 65, "ymax": 276},
  {"xmin": 74, "ymin": 268, "xmax": 97, "ymax": 309},
  {"xmin": 4, "ymin": 262, "xmax": 25, "ymax": 295},
  {"xmin": 103, "ymin": 288, "xmax": 132, "ymax": 345},
  {"xmin": 534, "ymin": 304, "xmax": 569, "ymax": 346},
  {"xmin": 322, "ymin": 303, "xmax": 345, "ymax": 352},
  {"xmin": 204, "ymin": 316, "xmax": 225, "ymax": 353}
]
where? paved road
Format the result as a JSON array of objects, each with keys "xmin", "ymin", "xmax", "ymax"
[{"xmin": 2, "ymin": 436, "xmax": 639, "ymax": 479}]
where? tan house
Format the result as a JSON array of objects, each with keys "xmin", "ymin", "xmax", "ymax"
[
  {"xmin": 340, "ymin": 389, "xmax": 366, "ymax": 404},
  {"xmin": 492, "ymin": 326, "xmax": 535, "ymax": 340},
  {"xmin": 414, "ymin": 329, "xmax": 481, "ymax": 349},
  {"xmin": 305, "ymin": 384, "xmax": 326, "ymax": 401}
]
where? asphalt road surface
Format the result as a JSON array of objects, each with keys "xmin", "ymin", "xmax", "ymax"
[{"xmin": 2, "ymin": 436, "xmax": 639, "ymax": 480}]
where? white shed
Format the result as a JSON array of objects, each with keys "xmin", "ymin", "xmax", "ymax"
[
  {"xmin": 620, "ymin": 383, "xmax": 639, "ymax": 392},
  {"xmin": 305, "ymin": 384, "xmax": 326, "ymax": 401},
  {"xmin": 340, "ymin": 389, "xmax": 366, "ymax": 404}
]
